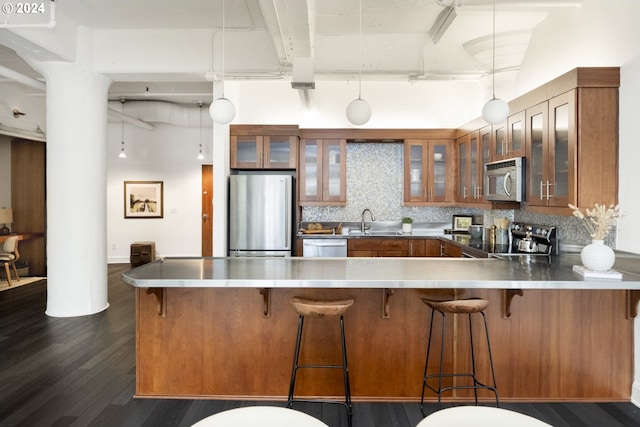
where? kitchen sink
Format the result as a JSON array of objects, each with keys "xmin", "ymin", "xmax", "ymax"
[{"xmin": 349, "ymin": 230, "xmax": 404, "ymax": 236}]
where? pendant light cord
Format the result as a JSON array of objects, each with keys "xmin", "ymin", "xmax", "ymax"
[
  {"xmin": 491, "ymin": 0, "xmax": 496, "ymax": 99},
  {"xmin": 358, "ymin": 0, "xmax": 363, "ymax": 99},
  {"xmin": 221, "ymin": 0, "xmax": 226, "ymax": 97},
  {"xmin": 120, "ymin": 98, "xmax": 125, "ymax": 142}
]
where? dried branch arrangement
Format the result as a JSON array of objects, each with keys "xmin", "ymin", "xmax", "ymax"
[{"xmin": 568, "ymin": 203, "xmax": 620, "ymax": 240}]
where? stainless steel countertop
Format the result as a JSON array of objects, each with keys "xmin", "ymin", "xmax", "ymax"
[{"xmin": 121, "ymin": 253, "xmax": 640, "ymax": 290}]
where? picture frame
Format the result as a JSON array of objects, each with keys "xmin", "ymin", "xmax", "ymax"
[
  {"xmin": 452, "ymin": 215, "xmax": 473, "ymax": 232},
  {"xmin": 124, "ymin": 181, "xmax": 164, "ymax": 218}
]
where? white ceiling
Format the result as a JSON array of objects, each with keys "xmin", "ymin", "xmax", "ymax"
[{"xmin": 0, "ymin": 0, "xmax": 584, "ymax": 103}]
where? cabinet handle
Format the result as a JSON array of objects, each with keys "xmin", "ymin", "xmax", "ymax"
[
  {"xmin": 463, "ymin": 186, "xmax": 467, "ymax": 199},
  {"xmin": 539, "ymin": 181, "xmax": 545, "ymax": 200}
]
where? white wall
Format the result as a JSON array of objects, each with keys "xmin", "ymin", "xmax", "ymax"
[
  {"xmin": 106, "ymin": 121, "xmax": 211, "ymax": 262},
  {"xmin": 619, "ymin": 55, "xmax": 640, "ymax": 407}
]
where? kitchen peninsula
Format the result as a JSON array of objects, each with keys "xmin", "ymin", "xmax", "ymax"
[{"xmin": 123, "ymin": 250, "xmax": 640, "ymax": 403}]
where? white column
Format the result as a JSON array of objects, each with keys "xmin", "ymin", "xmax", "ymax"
[{"xmin": 40, "ymin": 62, "xmax": 111, "ymax": 317}]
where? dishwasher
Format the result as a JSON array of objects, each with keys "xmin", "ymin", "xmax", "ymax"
[{"xmin": 302, "ymin": 239, "xmax": 347, "ymax": 257}]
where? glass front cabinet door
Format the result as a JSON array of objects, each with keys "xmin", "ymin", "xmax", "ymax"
[
  {"xmin": 404, "ymin": 139, "xmax": 453, "ymax": 205},
  {"xmin": 299, "ymin": 139, "xmax": 346, "ymax": 205},
  {"xmin": 492, "ymin": 110, "xmax": 526, "ymax": 161},
  {"xmin": 526, "ymin": 90, "xmax": 576, "ymax": 208},
  {"xmin": 230, "ymin": 134, "xmax": 297, "ymax": 169},
  {"xmin": 457, "ymin": 130, "xmax": 488, "ymax": 204}
]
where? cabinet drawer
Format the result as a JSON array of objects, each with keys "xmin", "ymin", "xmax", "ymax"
[{"xmin": 348, "ymin": 238, "xmax": 408, "ymax": 251}]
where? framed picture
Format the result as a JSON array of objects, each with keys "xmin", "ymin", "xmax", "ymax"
[
  {"xmin": 452, "ymin": 215, "xmax": 473, "ymax": 232},
  {"xmin": 124, "ymin": 181, "xmax": 163, "ymax": 218}
]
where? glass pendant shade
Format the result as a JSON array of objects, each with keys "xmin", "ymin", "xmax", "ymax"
[
  {"xmin": 346, "ymin": 97, "xmax": 371, "ymax": 126},
  {"xmin": 209, "ymin": 97, "xmax": 235, "ymax": 125},
  {"xmin": 482, "ymin": 97, "xmax": 509, "ymax": 125}
]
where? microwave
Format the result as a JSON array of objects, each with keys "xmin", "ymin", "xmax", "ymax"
[{"xmin": 484, "ymin": 157, "xmax": 525, "ymax": 202}]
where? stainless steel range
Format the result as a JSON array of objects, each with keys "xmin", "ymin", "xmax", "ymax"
[{"xmin": 509, "ymin": 222, "xmax": 557, "ymax": 255}]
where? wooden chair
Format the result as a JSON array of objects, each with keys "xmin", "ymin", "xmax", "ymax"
[{"xmin": 0, "ymin": 236, "xmax": 20, "ymax": 286}]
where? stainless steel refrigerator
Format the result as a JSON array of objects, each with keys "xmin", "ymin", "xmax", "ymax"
[{"xmin": 228, "ymin": 174, "xmax": 294, "ymax": 257}]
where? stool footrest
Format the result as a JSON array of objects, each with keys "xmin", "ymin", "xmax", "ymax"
[{"xmin": 296, "ymin": 364, "xmax": 347, "ymax": 370}]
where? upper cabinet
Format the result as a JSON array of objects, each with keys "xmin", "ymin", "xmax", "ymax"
[
  {"xmin": 492, "ymin": 110, "xmax": 526, "ymax": 161},
  {"xmin": 404, "ymin": 139, "xmax": 454, "ymax": 205},
  {"xmin": 230, "ymin": 125, "xmax": 298, "ymax": 169},
  {"xmin": 299, "ymin": 138, "xmax": 346, "ymax": 206},
  {"xmin": 526, "ymin": 85, "xmax": 618, "ymax": 213},
  {"xmin": 456, "ymin": 129, "xmax": 490, "ymax": 205}
]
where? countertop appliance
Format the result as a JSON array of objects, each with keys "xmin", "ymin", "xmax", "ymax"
[
  {"xmin": 302, "ymin": 239, "xmax": 347, "ymax": 257},
  {"xmin": 510, "ymin": 222, "xmax": 557, "ymax": 255},
  {"xmin": 454, "ymin": 222, "xmax": 557, "ymax": 259},
  {"xmin": 484, "ymin": 157, "xmax": 525, "ymax": 202},
  {"xmin": 229, "ymin": 174, "xmax": 294, "ymax": 257}
]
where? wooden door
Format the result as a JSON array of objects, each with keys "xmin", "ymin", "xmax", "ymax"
[
  {"xmin": 201, "ymin": 165, "xmax": 213, "ymax": 256},
  {"xmin": 11, "ymin": 139, "xmax": 46, "ymax": 275}
]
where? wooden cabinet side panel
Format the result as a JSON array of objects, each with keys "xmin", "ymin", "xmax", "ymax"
[{"xmin": 576, "ymin": 87, "xmax": 618, "ymax": 207}]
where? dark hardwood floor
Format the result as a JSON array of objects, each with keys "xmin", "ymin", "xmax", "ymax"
[{"xmin": 2, "ymin": 264, "xmax": 640, "ymax": 427}]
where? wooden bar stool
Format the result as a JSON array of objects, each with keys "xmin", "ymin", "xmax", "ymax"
[
  {"xmin": 420, "ymin": 298, "xmax": 498, "ymax": 415},
  {"xmin": 287, "ymin": 296, "xmax": 354, "ymax": 427}
]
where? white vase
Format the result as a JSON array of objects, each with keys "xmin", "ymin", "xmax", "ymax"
[
  {"xmin": 580, "ymin": 239, "xmax": 615, "ymax": 271},
  {"xmin": 402, "ymin": 223, "xmax": 412, "ymax": 234}
]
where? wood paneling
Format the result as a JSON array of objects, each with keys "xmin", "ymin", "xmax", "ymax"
[
  {"xmin": 10, "ymin": 139, "xmax": 46, "ymax": 275},
  {"xmin": 135, "ymin": 287, "xmax": 633, "ymax": 401}
]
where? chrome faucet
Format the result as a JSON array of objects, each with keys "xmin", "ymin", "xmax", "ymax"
[{"xmin": 361, "ymin": 208, "xmax": 375, "ymax": 233}]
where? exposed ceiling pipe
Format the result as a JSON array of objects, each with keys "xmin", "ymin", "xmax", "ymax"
[
  {"xmin": 0, "ymin": 64, "xmax": 157, "ymax": 130},
  {"xmin": 107, "ymin": 107, "xmax": 154, "ymax": 130},
  {"xmin": 0, "ymin": 65, "xmax": 45, "ymax": 91},
  {"xmin": 107, "ymin": 100, "xmax": 213, "ymax": 128}
]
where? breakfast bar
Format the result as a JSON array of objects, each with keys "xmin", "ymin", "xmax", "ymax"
[{"xmin": 123, "ymin": 254, "xmax": 640, "ymax": 402}]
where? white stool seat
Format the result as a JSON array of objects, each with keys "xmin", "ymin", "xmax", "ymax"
[
  {"xmin": 417, "ymin": 406, "xmax": 553, "ymax": 426},
  {"xmin": 191, "ymin": 406, "xmax": 329, "ymax": 427}
]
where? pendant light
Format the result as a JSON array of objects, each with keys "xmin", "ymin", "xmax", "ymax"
[
  {"xmin": 482, "ymin": 0, "xmax": 509, "ymax": 125},
  {"xmin": 197, "ymin": 102, "xmax": 205, "ymax": 160},
  {"xmin": 209, "ymin": 0, "xmax": 236, "ymax": 125},
  {"xmin": 118, "ymin": 98, "xmax": 127, "ymax": 158},
  {"xmin": 346, "ymin": 0, "xmax": 371, "ymax": 126}
]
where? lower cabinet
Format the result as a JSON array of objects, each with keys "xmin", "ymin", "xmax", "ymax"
[
  {"xmin": 440, "ymin": 240, "xmax": 463, "ymax": 257},
  {"xmin": 348, "ymin": 238, "xmax": 407, "ymax": 257},
  {"xmin": 347, "ymin": 238, "xmax": 441, "ymax": 257}
]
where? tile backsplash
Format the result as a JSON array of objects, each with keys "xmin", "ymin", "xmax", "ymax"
[{"xmin": 302, "ymin": 142, "xmax": 615, "ymax": 247}]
